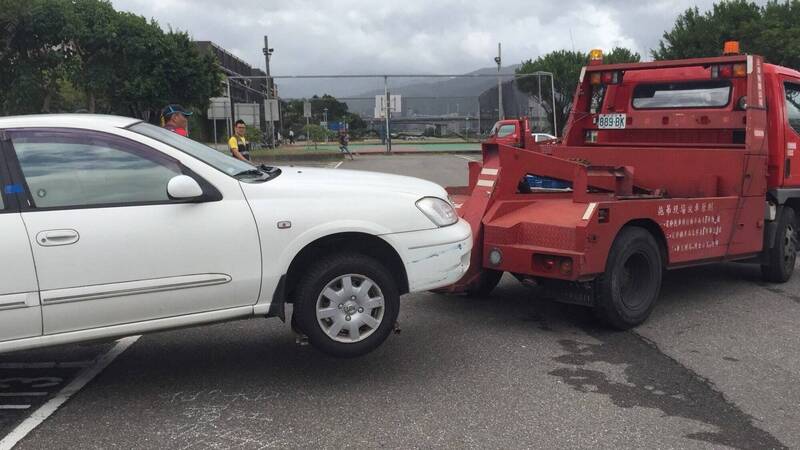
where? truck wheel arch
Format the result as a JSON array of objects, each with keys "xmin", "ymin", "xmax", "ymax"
[{"xmin": 610, "ymin": 219, "xmax": 669, "ymax": 270}]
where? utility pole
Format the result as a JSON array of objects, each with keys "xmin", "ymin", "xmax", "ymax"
[
  {"xmin": 495, "ymin": 43, "xmax": 503, "ymax": 121},
  {"xmin": 263, "ymin": 36, "xmax": 274, "ymax": 148},
  {"xmin": 384, "ymin": 76, "xmax": 391, "ymax": 153}
]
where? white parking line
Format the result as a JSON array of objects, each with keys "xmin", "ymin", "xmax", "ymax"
[
  {"xmin": 333, "ymin": 161, "xmax": 343, "ymax": 169},
  {"xmin": 0, "ymin": 406, "xmax": 30, "ymax": 410},
  {"xmin": 454, "ymin": 155, "xmax": 478, "ymax": 162},
  {"xmin": 0, "ymin": 336, "xmax": 140, "ymax": 450},
  {"xmin": 0, "ymin": 393, "xmax": 47, "ymax": 397},
  {"xmin": 0, "ymin": 362, "xmax": 91, "ymax": 370}
]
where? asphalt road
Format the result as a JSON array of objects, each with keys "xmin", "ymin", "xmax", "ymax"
[{"xmin": 1, "ymin": 154, "xmax": 798, "ymax": 449}]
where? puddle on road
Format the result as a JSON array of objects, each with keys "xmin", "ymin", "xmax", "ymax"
[{"xmin": 548, "ymin": 332, "xmax": 786, "ymax": 449}]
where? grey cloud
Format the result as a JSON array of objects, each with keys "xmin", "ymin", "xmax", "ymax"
[{"xmin": 111, "ymin": 0, "xmax": 750, "ymax": 76}]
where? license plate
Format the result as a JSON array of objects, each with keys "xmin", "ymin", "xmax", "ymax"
[{"xmin": 597, "ymin": 113, "xmax": 626, "ymax": 129}]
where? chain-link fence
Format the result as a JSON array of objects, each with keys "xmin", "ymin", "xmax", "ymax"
[{"xmin": 207, "ymin": 72, "xmax": 555, "ymax": 154}]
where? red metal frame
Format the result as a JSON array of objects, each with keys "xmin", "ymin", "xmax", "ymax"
[{"xmin": 445, "ymin": 54, "xmax": 796, "ymax": 292}]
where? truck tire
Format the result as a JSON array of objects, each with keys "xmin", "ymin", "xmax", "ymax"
[
  {"xmin": 595, "ymin": 227, "xmax": 663, "ymax": 330},
  {"xmin": 762, "ymin": 206, "xmax": 798, "ymax": 283},
  {"xmin": 466, "ymin": 269, "xmax": 503, "ymax": 297},
  {"xmin": 293, "ymin": 253, "xmax": 400, "ymax": 358}
]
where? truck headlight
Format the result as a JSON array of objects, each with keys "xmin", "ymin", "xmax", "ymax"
[{"xmin": 416, "ymin": 197, "xmax": 458, "ymax": 227}]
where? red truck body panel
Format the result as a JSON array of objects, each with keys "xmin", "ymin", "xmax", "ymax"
[{"xmin": 447, "ymin": 53, "xmax": 799, "ymax": 291}]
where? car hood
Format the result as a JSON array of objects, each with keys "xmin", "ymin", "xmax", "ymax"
[
  {"xmin": 268, "ymin": 166, "xmax": 448, "ymax": 197},
  {"xmin": 239, "ymin": 166, "xmax": 451, "ymax": 234}
]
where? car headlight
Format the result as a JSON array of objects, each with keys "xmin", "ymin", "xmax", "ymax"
[{"xmin": 416, "ymin": 197, "xmax": 458, "ymax": 227}]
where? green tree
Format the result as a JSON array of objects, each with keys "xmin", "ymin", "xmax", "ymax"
[
  {"xmin": 653, "ymin": 0, "xmax": 800, "ymax": 69},
  {"xmin": 0, "ymin": 0, "xmax": 76, "ymax": 114},
  {"xmin": 516, "ymin": 47, "xmax": 640, "ymax": 135},
  {"xmin": 653, "ymin": 1, "xmax": 761, "ymax": 61},
  {"xmin": 0, "ymin": 0, "xmax": 222, "ymax": 118},
  {"xmin": 311, "ymin": 94, "xmax": 349, "ymax": 121},
  {"xmin": 68, "ymin": 0, "xmax": 118, "ymax": 113}
]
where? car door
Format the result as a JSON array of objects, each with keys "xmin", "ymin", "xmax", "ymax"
[
  {"xmin": 0, "ymin": 134, "xmax": 42, "ymax": 343},
  {"xmin": 5, "ymin": 127, "xmax": 261, "ymax": 335}
]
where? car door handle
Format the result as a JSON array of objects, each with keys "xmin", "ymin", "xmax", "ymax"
[{"xmin": 36, "ymin": 229, "xmax": 80, "ymax": 247}]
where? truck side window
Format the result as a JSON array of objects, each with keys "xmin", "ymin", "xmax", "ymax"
[
  {"xmin": 496, "ymin": 124, "xmax": 516, "ymax": 137},
  {"xmin": 784, "ymin": 83, "xmax": 800, "ymax": 134}
]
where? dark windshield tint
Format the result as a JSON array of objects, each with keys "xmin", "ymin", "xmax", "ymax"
[{"xmin": 632, "ymin": 80, "xmax": 732, "ymax": 109}]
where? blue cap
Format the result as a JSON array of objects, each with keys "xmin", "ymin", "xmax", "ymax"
[{"xmin": 161, "ymin": 104, "xmax": 193, "ymax": 119}]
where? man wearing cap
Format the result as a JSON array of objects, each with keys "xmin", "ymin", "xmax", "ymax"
[{"xmin": 161, "ymin": 104, "xmax": 192, "ymax": 137}]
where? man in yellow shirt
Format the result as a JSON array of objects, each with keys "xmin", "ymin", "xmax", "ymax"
[{"xmin": 228, "ymin": 120, "xmax": 251, "ymax": 162}]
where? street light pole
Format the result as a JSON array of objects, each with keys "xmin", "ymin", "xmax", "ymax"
[
  {"xmin": 263, "ymin": 36, "xmax": 274, "ymax": 148},
  {"xmin": 323, "ymin": 107, "xmax": 328, "ymax": 143},
  {"xmin": 495, "ymin": 42, "xmax": 503, "ymax": 121}
]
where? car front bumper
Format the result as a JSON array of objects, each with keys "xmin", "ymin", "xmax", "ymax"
[{"xmin": 382, "ymin": 219, "xmax": 472, "ymax": 292}]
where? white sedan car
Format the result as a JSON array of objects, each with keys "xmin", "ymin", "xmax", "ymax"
[{"xmin": 0, "ymin": 115, "xmax": 471, "ymax": 358}]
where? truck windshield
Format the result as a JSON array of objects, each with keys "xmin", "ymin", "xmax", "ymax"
[
  {"xmin": 128, "ymin": 122, "xmax": 254, "ymax": 177},
  {"xmin": 632, "ymin": 80, "xmax": 731, "ymax": 109},
  {"xmin": 785, "ymin": 83, "xmax": 800, "ymax": 134}
]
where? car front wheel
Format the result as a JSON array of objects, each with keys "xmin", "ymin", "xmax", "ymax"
[{"xmin": 293, "ymin": 253, "xmax": 400, "ymax": 358}]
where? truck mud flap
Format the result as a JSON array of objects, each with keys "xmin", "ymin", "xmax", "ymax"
[{"xmin": 539, "ymin": 279, "xmax": 596, "ymax": 307}]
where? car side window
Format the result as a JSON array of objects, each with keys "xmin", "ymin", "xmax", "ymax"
[
  {"xmin": 496, "ymin": 124, "xmax": 516, "ymax": 137},
  {"xmin": 9, "ymin": 129, "xmax": 181, "ymax": 209},
  {"xmin": 784, "ymin": 82, "xmax": 800, "ymax": 135}
]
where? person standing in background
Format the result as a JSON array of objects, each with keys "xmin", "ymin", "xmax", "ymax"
[
  {"xmin": 161, "ymin": 104, "xmax": 192, "ymax": 137},
  {"xmin": 228, "ymin": 119, "xmax": 251, "ymax": 162}
]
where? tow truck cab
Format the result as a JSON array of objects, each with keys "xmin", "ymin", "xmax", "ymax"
[
  {"xmin": 445, "ymin": 44, "xmax": 799, "ymax": 329},
  {"xmin": 485, "ymin": 119, "xmax": 556, "ymax": 147}
]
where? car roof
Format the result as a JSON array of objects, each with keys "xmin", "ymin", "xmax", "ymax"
[{"xmin": 0, "ymin": 114, "xmax": 141, "ymax": 129}]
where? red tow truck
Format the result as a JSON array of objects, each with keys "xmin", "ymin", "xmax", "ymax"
[{"xmin": 445, "ymin": 43, "xmax": 799, "ymax": 328}]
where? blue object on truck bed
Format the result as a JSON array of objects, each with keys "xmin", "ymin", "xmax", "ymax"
[{"xmin": 524, "ymin": 175, "xmax": 571, "ymax": 190}]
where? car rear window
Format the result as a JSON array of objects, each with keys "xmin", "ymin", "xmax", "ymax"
[{"xmin": 632, "ymin": 80, "xmax": 732, "ymax": 109}]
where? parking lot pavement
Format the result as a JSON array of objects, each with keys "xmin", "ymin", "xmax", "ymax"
[
  {"xmin": 0, "ymin": 341, "xmax": 115, "ymax": 440},
  {"xmin": 3, "ymin": 154, "xmax": 799, "ymax": 448}
]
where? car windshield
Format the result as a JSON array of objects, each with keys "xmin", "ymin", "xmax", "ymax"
[{"xmin": 128, "ymin": 122, "xmax": 254, "ymax": 177}]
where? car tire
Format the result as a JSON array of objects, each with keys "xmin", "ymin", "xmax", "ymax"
[
  {"xmin": 594, "ymin": 227, "xmax": 663, "ymax": 330},
  {"xmin": 466, "ymin": 269, "xmax": 503, "ymax": 297},
  {"xmin": 762, "ymin": 206, "xmax": 797, "ymax": 283},
  {"xmin": 293, "ymin": 253, "xmax": 400, "ymax": 358}
]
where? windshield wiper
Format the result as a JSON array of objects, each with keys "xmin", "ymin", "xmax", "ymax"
[
  {"xmin": 233, "ymin": 168, "xmax": 264, "ymax": 178},
  {"xmin": 233, "ymin": 165, "xmax": 281, "ymax": 181}
]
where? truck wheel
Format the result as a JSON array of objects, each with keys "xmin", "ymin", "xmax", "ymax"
[
  {"xmin": 466, "ymin": 270, "xmax": 503, "ymax": 297},
  {"xmin": 762, "ymin": 206, "xmax": 798, "ymax": 283},
  {"xmin": 595, "ymin": 227, "xmax": 663, "ymax": 330},
  {"xmin": 293, "ymin": 253, "xmax": 400, "ymax": 358}
]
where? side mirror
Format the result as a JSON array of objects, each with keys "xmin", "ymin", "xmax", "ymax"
[{"xmin": 167, "ymin": 175, "xmax": 203, "ymax": 200}]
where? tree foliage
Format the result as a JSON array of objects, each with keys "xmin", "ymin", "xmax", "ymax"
[
  {"xmin": 516, "ymin": 48, "xmax": 640, "ymax": 135},
  {"xmin": 281, "ymin": 95, "xmax": 365, "ymax": 136},
  {"xmin": 654, "ymin": 0, "xmax": 800, "ymax": 69},
  {"xmin": 0, "ymin": 0, "xmax": 223, "ymax": 118}
]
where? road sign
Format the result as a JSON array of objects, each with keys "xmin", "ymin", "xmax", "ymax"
[
  {"xmin": 303, "ymin": 101, "xmax": 311, "ymax": 118},
  {"xmin": 374, "ymin": 95, "xmax": 402, "ymax": 118},
  {"xmin": 207, "ymin": 97, "xmax": 231, "ymax": 119},
  {"xmin": 234, "ymin": 103, "xmax": 259, "ymax": 126},
  {"xmin": 265, "ymin": 99, "xmax": 280, "ymax": 122}
]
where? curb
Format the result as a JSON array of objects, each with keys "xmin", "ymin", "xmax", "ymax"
[{"xmin": 253, "ymin": 149, "xmax": 481, "ymax": 163}]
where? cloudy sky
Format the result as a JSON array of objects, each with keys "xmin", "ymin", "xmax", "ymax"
[{"xmin": 111, "ymin": 0, "xmax": 730, "ymax": 75}]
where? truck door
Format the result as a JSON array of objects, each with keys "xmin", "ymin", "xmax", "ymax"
[
  {"xmin": 0, "ymin": 134, "xmax": 41, "ymax": 343},
  {"xmin": 780, "ymin": 80, "xmax": 800, "ymax": 187}
]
